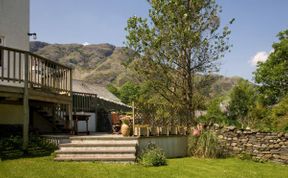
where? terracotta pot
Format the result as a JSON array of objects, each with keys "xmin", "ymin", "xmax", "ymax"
[{"xmin": 121, "ymin": 124, "xmax": 130, "ymax": 136}]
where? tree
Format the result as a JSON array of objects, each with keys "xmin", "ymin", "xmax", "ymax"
[
  {"xmin": 228, "ymin": 80, "xmax": 256, "ymax": 127},
  {"xmin": 125, "ymin": 0, "xmax": 232, "ymax": 126},
  {"xmin": 254, "ymin": 29, "xmax": 288, "ymax": 105},
  {"xmin": 107, "ymin": 82, "xmax": 140, "ymax": 105}
]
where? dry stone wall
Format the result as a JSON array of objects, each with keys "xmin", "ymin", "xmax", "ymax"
[{"xmin": 212, "ymin": 126, "xmax": 288, "ymax": 164}]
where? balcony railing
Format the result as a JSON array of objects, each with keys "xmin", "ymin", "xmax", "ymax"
[{"xmin": 0, "ymin": 45, "xmax": 72, "ymax": 95}]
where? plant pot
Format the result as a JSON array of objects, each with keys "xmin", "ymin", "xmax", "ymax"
[{"xmin": 121, "ymin": 124, "xmax": 130, "ymax": 136}]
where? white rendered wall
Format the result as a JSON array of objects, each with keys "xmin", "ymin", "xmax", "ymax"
[
  {"xmin": 138, "ymin": 136, "xmax": 188, "ymax": 158},
  {"xmin": 77, "ymin": 113, "xmax": 97, "ymax": 132},
  {"xmin": 0, "ymin": 0, "xmax": 30, "ymax": 50}
]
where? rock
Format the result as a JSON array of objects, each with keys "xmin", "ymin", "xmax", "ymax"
[
  {"xmin": 274, "ymin": 144, "xmax": 280, "ymax": 148},
  {"xmin": 231, "ymin": 143, "xmax": 237, "ymax": 147},
  {"xmin": 261, "ymin": 144, "xmax": 267, "ymax": 148},
  {"xmin": 263, "ymin": 154, "xmax": 272, "ymax": 159},
  {"xmin": 246, "ymin": 143, "xmax": 253, "ymax": 147},
  {"xmin": 227, "ymin": 126, "xmax": 236, "ymax": 131},
  {"xmin": 277, "ymin": 132, "xmax": 284, "ymax": 137},
  {"xmin": 218, "ymin": 135, "xmax": 224, "ymax": 139},
  {"xmin": 241, "ymin": 138, "xmax": 248, "ymax": 142},
  {"xmin": 273, "ymin": 154, "xmax": 280, "ymax": 159},
  {"xmin": 280, "ymin": 155, "xmax": 288, "ymax": 160},
  {"xmin": 233, "ymin": 137, "xmax": 238, "ymax": 141},
  {"xmin": 227, "ymin": 138, "xmax": 232, "ymax": 141}
]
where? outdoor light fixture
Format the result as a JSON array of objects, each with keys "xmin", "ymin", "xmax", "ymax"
[{"xmin": 27, "ymin": 32, "xmax": 37, "ymax": 40}]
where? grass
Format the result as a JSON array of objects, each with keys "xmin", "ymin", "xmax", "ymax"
[{"xmin": 0, "ymin": 156, "xmax": 287, "ymax": 178}]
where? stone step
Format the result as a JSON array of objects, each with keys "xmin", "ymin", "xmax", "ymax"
[
  {"xmin": 56, "ymin": 149, "xmax": 136, "ymax": 154},
  {"xmin": 55, "ymin": 154, "xmax": 135, "ymax": 161},
  {"xmin": 54, "ymin": 156, "xmax": 135, "ymax": 162},
  {"xmin": 70, "ymin": 140, "xmax": 138, "ymax": 144},
  {"xmin": 55, "ymin": 135, "xmax": 138, "ymax": 162},
  {"xmin": 59, "ymin": 146, "xmax": 136, "ymax": 152},
  {"xmin": 70, "ymin": 136, "xmax": 138, "ymax": 140},
  {"xmin": 60, "ymin": 143, "xmax": 137, "ymax": 147}
]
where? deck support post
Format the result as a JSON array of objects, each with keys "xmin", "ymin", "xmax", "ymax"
[
  {"xmin": 23, "ymin": 53, "xmax": 29, "ymax": 149},
  {"xmin": 132, "ymin": 101, "xmax": 135, "ymax": 136}
]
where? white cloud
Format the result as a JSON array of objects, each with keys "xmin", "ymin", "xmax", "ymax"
[
  {"xmin": 82, "ymin": 42, "xmax": 90, "ymax": 46},
  {"xmin": 250, "ymin": 51, "xmax": 269, "ymax": 66}
]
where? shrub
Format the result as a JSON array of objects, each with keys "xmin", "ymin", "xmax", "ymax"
[
  {"xmin": 0, "ymin": 135, "xmax": 57, "ymax": 160},
  {"xmin": 139, "ymin": 143, "xmax": 167, "ymax": 166},
  {"xmin": 188, "ymin": 130, "xmax": 224, "ymax": 158}
]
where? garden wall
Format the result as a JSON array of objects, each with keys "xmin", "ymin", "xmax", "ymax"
[
  {"xmin": 138, "ymin": 136, "xmax": 188, "ymax": 158},
  {"xmin": 212, "ymin": 126, "xmax": 288, "ymax": 164}
]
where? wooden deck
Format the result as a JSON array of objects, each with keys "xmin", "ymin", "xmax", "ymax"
[{"xmin": 0, "ymin": 85, "xmax": 72, "ymax": 104}]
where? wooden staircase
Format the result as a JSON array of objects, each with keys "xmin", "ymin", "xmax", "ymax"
[
  {"xmin": 54, "ymin": 135, "xmax": 138, "ymax": 163},
  {"xmin": 30, "ymin": 102, "xmax": 68, "ymax": 133}
]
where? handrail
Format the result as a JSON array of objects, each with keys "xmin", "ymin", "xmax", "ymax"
[
  {"xmin": 0, "ymin": 45, "xmax": 72, "ymax": 95},
  {"xmin": 0, "ymin": 45, "xmax": 71, "ymax": 69}
]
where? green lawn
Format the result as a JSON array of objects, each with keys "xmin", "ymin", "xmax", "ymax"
[{"xmin": 0, "ymin": 156, "xmax": 287, "ymax": 178}]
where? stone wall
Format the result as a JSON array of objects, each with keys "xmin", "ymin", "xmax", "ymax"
[{"xmin": 212, "ymin": 126, "xmax": 288, "ymax": 164}]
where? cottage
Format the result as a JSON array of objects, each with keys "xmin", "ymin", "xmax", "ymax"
[{"xmin": 0, "ymin": 0, "xmax": 130, "ymax": 148}]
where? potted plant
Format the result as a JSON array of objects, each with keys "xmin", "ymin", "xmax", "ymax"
[{"xmin": 120, "ymin": 116, "xmax": 131, "ymax": 136}]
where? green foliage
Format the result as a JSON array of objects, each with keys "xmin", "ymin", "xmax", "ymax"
[
  {"xmin": 228, "ymin": 80, "xmax": 257, "ymax": 127},
  {"xmin": 238, "ymin": 153, "xmax": 253, "ymax": 161},
  {"xmin": 269, "ymin": 95, "xmax": 288, "ymax": 131},
  {"xmin": 107, "ymin": 82, "xmax": 140, "ymax": 105},
  {"xmin": 188, "ymin": 130, "xmax": 224, "ymax": 158},
  {"xmin": 199, "ymin": 97, "xmax": 229, "ymax": 125},
  {"xmin": 118, "ymin": 81, "xmax": 140, "ymax": 104},
  {"xmin": 126, "ymin": 0, "xmax": 232, "ymax": 125},
  {"xmin": 0, "ymin": 135, "xmax": 57, "ymax": 160},
  {"xmin": 139, "ymin": 143, "xmax": 167, "ymax": 167},
  {"xmin": 106, "ymin": 84, "xmax": 120, "ymax": 98},
  {"xmin": 254, "ymin": 29, "xmax": 288, "ymax": 105}
]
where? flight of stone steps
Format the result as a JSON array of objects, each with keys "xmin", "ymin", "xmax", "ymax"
[{"xmin": 54, "ymin": 135, "xmax": 138, "ymax": 163}]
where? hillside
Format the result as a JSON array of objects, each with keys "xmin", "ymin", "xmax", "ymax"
[
  {"xmin": 30, "ymin": 41, "xmax": 241, "ymax": 96},
  {"xmin": 30, "ymin": 41, "xmax": 135, "ymax": 86}
]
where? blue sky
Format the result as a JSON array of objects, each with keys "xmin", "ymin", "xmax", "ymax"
[{"xmin": 30, "ymin": 0, "xmax": 288, "ymax": 80}]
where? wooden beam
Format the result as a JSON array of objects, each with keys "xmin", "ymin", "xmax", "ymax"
[{"xmin": 23, "ymin": 53, "xmax": 29, "ymax": 149}]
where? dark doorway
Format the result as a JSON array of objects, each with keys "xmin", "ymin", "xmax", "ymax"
[{"xmin": 96, "ymin": 109, "xmax": 112, "ymax": 132}]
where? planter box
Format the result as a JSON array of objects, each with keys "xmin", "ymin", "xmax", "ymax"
[
  {"xmin": 170, "ymin": 126, "xmax": 178, "ymax": 135},
  {"xmin": 178, "ymin": 126, "xmax": 187, "ymax": 135},
  {"xmin": 138, "ymin": 127, "xmax": 150, "ymax": 137},
  {"xmin": 160, "ymin": 127, "xmax": 170, "ymax": 136},
  {"xmin": 150, "ymin": 127, "xmax": 160, "ymax": 136}
]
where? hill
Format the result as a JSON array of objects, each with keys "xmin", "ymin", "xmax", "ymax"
[
  {"xmin": 30, "ymin": 41, "xmax": 135, "ymax": 86},
  {"xmin": 30, "ymin": 41, "xmax": 242, "ymax": 96}
]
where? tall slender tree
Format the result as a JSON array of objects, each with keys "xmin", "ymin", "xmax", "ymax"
[{"xmin": 125, "ymin": 0, "xmax": 232, "ymax": 126}]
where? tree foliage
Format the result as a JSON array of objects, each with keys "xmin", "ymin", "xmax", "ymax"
[
  {"xmin": 228, "ymin": 80, "xmax": 257, "ymax": 127},
  {"xmin": 125, "ymin": 0, "xmax": 231, "ymax": 125},
  {"xmin": 254, "ymin": 29, "xmax": 288, "ymax": 105}
]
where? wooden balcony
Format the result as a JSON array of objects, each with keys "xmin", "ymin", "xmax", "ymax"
[{"xmin": 0, "ymin": 45, "xmax": 72, "ymax": 104}]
